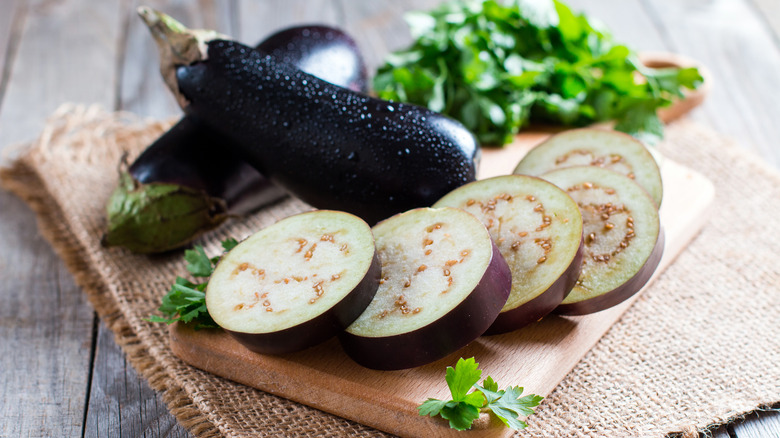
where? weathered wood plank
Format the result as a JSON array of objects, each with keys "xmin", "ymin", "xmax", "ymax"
[
  {"xmin": 0, "ymin": 0, "xmax": 23, "ymax": 101},
  {"xmin": 565, "ymin": 0, "xmax": 667, "ymax": 50},
  {"xmin": 641, "ymin": 0, "xmax": 780, "ymax": 169},
  {"xmin": 752, "ymin": 0, "xmax": 780, "ymax": 44},
  {"xmin": 81, "ymin": 2, "xmax": 235, "ymax": 437},
  {"xmin": 117, "ymin": 0, "xmax": 238, "ymax": 120},
  {"xmin": 84, "ymin": 322, "xmax": 192, "ymax": 438},
  {"xmin": 336, "ymin": 0, "xmax": 443, "ymax": 73},
  {"xmin": 708, "ymin": 424, "xmax": 731, "ymax": 438},
  {"xmin": 0, "ymin": 192, "xmax": 96, "ymax": 438},
  {"xmin": 0, "ymin": 0, "xmax": 122, "ymax": 437},
  {"xmin": 236, "ymin": 0, "xmax": 342, "ymax": 46},
  {"xmin": 0, "ymin": 0, "xmax": 122, "ymax": 150},
  {"xmin": 732, "ymin": 409, "xmax": 780, "ymax": 438}
]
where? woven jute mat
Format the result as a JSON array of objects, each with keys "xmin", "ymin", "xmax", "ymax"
[{"xmin": 1, "ymin": 104, "xmax": 778, "ymax": 438}]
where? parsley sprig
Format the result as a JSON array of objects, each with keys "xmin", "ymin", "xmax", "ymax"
[
  {"xmin": 419, "ymin": 357, "xmax": 543, "ymax": 430},
  {"xmin": 374, "ymin": 0, "xmax": 703, "ymax": 146},
  {"xmin": 148, "ymin": 237, "xmax": 238, "ymax": 329}
]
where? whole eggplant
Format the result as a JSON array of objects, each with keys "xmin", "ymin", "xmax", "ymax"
[
  {"xmin": 139, "ymin": 9, "xmax": 480, "ymax": 225},
  {"xmin": 103, "ymin": 24, "xmax": 368, "ymax": 253},
  {"xmin": 257, "ymin": 25, "xmax": 367, "ymax": 93}
]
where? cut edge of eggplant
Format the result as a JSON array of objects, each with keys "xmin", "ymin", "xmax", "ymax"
[
  {"xmin": 554, "ymin": 227, "xmax": 664, "ymax": 315},
  {"xmin": 206, "ymin": 210, "xmax": 381, "ymax": 354},
  {"xmin": 540, "ymin": 165, "xmax": 664, "ymax": 315},
  {"xmin": 340, "ymin": 240, "xmax": 510, "ymax": 370},
  {"xmin": 340, "ymin": 207, "xmax": 511, "ymax": 370},
  {"xmin": 485, "ymin": 237, "xmax": 584, "ymax": 335},
  {"xmin": 513, "ymin": 128, "xmax": 664, "ymax": 208},
  {"xmin": 227, "ymin": 250, "xmax": 381, "ymax": 355},
  {"xmin": 433, "ymin": 174, "xmax": 585, "ymax": 334}
]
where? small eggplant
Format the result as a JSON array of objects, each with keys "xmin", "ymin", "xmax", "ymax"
[
  {"xmin": 103, "ymin": 24, "xmax": 369, "ymax": 253},
  {"xmin": 257, "ymin": 25, "xmax": 367, "ymax": 94},
  {"xmin": 138, "ymin": 8, "xmax": 480, "ymax": 226}
]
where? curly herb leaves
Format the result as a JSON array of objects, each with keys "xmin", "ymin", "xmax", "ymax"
[
  {"xmin": 419, "ymin": 357, "xmax": 543, "ymax": 431},
  {"xmin": 184, "ymin": 245, "xmax": 215, "ymax": 278},
  {"xmin": 221, "ymin": 237, "xmax": 239, "ymax": 251},
  {"xmin": 374, "ymin": 0, "xmax": 703, "ymax": 146},
  {"xmin": 148, "ymin": 237, "xmax": 238, "ymax": 329}
]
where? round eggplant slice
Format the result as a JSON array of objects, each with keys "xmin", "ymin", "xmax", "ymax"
[
  {"xmin": 513, "ymin": 128, "xmax": 663, "ymax": 207},
  {"xmin": 434, "ymin": 175, "xmax": 584, "ymax": 334},
  {"xmin": 340, "ymin": 207, "xmax": 511, "ymax": 370},
  {"xmin": 205, "ymin": 210, "xmax": 380, "ymax": 354},
  {"xmin": 541, "ymin": 166, "xmax": 663, "ymax": 315}
]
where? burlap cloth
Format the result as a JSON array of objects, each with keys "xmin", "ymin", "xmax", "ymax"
[{"xmin": 1, "ymin": 104, "xmax": 778, "ymax": 437}]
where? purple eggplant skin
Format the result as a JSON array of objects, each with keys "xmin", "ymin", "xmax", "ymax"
[
  {"xmin": 554, "ymin": 228, "xmax": 665, "ymax": 316},
  {"xmin": 338, "ymin": 241, "xmax": 511, "ymax": 371},
  {"xmin": 130, "ymin": 25, "xmax": 369, "ymax": 210},
  {"xmin": 103, "ymin": 25, "xmax": 369, "ymax": 253},
  {"xmin": 257, "ymin": 25, "xmax": 367, "ymax": 94},
  {"xmin": 227, "ymin": 251, "xmax": 382, "ymax": 355},
  {"xmin": 484, "ymin": 237, "xmax": 584, "ymax": 335},
  {"xmin": 174, "ymin": 40, "xmax": 480, "ymax": 226},
  {"xmin": 128, "ymin": 116, "xmax": 284, "ymax": 215}
]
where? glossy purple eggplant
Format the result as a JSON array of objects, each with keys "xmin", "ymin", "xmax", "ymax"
[
  {"xmin": 257, "ymin": 25, "xmax": 367, "ymax": 94},
  {"xmin": 103, "ymin": 24, "xmax": 368, "ymax": 254},
  {"xmin": 139, "ymin": 8, "xmax": 480, "ymax": 226}
]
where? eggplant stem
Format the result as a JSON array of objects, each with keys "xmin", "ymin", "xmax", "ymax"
[{"xmin": 137, "ymin": 6, "xmax": 227, "ymax": 108}]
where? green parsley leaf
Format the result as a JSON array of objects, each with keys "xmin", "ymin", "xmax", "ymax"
[
  {"xmin": 476, "ymin": 376, "xmax": 499, "ymax": 401},
  {"xmin": 446, "ymin": 357, "xmax": 483, "ymax": 401},
  {"xmin": 474, "ymin": 384, "xmax": 543, "ymax": 429},
  {"xmin": 185, "ymin": 245, "xmax": 213, "ymax": 277},
  {"xmin": 149, "ymin": 237, "xmax": 238, "ymax": 329},
  {"xmin": 150, "ymin": 279, "xmax": 217, "ymax": 329},
  {"xmin": 222, "ymin": 237, "xmax": 239, "ymax": 251},
  {"xmin": 418, "ymin": 398, "xmax": 452, "ymax": 417},
  {"xmin": 614, "ymin": 100, "xmax": 665, "ymax": 145},
  {"xmin": 418, "ymin": 357, "xmax": 542, "ymax": 431},
  {"xmin": 482, "ymin": 375, "xmax": 499, "ymax": 392},
  {"xmin": 440, "ymin": 402, "xmax": 482, "ymax": 430},
  {"xmin": 374, "ymin": 0, "xmax": 703, "ymax": 146}
]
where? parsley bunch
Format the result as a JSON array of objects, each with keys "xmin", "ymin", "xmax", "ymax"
[
  {"xmin": 374, "ymin": 0, "xmax": 703, "ymax": 145},
  {"xmin": 419, "ymin": 357, "xmax": 543, "ymax": 430},
  {"xmin": 148, "ymin": 238, "xmax": 238, "ymax": 329}
]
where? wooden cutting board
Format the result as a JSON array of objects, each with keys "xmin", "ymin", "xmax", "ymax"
[{"xmin": 170, "ymin": 54, "xmax": 714, "ymax": 437}]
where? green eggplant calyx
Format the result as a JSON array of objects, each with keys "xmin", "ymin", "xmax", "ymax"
[
  {"xmin": 102, "ymin": 171, "xmax": 229, "ymax": 254},
  {"xmin": 137, "ymin": 6, "xmax": 227, "ymax": 108}
]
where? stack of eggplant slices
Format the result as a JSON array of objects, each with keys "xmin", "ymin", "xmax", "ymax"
[{"xmin": 128, "ymin": 9, "xmax": 665, "ymax": 370}]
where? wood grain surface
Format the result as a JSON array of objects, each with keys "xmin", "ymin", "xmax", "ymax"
[
  {"xmin": 0, "ymin": 1, "xmax": 120, "ymax": 436},
  {"xmin": 0, "ymin": 1, "xmax": 778, "ymax": 437}
]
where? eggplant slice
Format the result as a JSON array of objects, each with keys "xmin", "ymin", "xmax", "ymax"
[
  {"xmin": 341, "ymin": 207, "xmax": 511, "ymax": 370},
  {"xmin": 514, "ymin": 128, "xmax": 663, "ymax": 207},
  {"xmin": 434, "ymin": 175, "xmax": 584, "ymax": 334},
  {"xmin": 206, "ymin": 210, "xmax": 380, "ymax": 354},
  {"xmin": 541, "ymin": 166, "xmax": 663, "ymax": 315}
]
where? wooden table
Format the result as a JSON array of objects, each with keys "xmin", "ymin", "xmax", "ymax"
[{"xmin": 0, "ymin": 1, "xmax": 777, "ymax": 437}]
